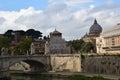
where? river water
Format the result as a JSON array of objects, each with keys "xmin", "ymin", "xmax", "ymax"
[
  {"xmin": 11, "ymin": 75, "xmax": 68, "ymax": 80},
  {"xmin": 2, "ymin": 72, "xmax": 69, "ymax": 80},
  {"xmin": 11, "ymin": 76, "xmax": 68, "ymax": 80}
]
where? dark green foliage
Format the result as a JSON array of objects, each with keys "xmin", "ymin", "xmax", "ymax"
[
  {"xmin": 68, "ymin": 75, "xmax": 89, "ymax": 80},
  {"xmin": 4, "ymin": 30, "xmax": 14, "ymax": 40},
  {"xmin": 26, "ymin": 29, "xmax": 42, "ymax": 39},
  {"xmin": 0, "ymin": 36, "xmax": 11, "ymax": 54},
  {"xmin": 81, "ymin": 42, "xmax": 94, "ymax": 53},
  {"xmin": 71, "ymin": 39, "xmax": 85, "ymax": 52},
  {"xmin": 71, "ymin": 39, "xmax": 94, "ymax": 53},
  {"xmin": 68, "ymin": 75, "xmax": 113, "ymax": 80},
  {"xmin": 4, "ymin": 29, "xmax": 42, "ymax": 41},
  {"xmin": 11, "ymin": 37, "xmax": 32, "ymax": 55}
]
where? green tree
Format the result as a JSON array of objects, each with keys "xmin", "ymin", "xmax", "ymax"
[
  {"xmin": 0, "ymin": 36, "xmax": 11, "ymax": 54},
  {"xmin": 4, "ymin": 30, "xmax": 14, "ymax": 40},
  {"xmin": 71, "ymin": 39, "xmax": 94, "ymax": 53},
  {"xmin": 71, "ymin": 39, "xmax": 85, "ymax": 52},
  {"xmin": 12, "ymin": 37, "xmax": 32, "ymax": 55},
  {"xmin": 81, "ymin": 42, "xmax": 94, "ymax": 53},
  {"xmin": 26, "ymin": 29, "xmax": 42, "ymax": 39}
]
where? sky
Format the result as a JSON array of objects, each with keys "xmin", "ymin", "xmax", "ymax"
[{"xmin": 0, "ymin": 0, "xmax": 120, "ymax": 40}]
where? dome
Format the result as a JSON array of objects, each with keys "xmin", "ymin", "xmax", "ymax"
[{"xmin": 89, "ymin": 19, "xmax": 102, "ymax": 35}]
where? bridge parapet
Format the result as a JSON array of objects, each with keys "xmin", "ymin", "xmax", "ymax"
[{"xmin": 50, "ymin": 54, "xmax": 81, "ymax": 72}]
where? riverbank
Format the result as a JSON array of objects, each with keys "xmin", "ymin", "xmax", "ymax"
[{"xmin": 47, "ymin": 72, "xmax": 120, "ymax": 80}]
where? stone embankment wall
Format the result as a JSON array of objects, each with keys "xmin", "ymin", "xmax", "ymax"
[
  {"xmin": 82, "ymin": 55, "xmax": 120, "ymax": 75},
  {"xmin": 50, "ymin": 54, "xmax": 81, "ymax": 72}
]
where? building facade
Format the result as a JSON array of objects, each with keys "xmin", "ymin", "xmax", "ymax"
[
  {"xmin": 30, "ymin": 39, "xmax": 45, "ymax": 54},
  {"xmin": 96, "ymin": 23, "xmax": 120, "ymax": 54},
  {"xmin": 45, "ymin": 29, "xmax": 71, "ymax": 54}
]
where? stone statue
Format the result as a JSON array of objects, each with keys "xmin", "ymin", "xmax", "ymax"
[{"xmin": 1, "ymin": 47, "xmax": 8, "ymax": 56}]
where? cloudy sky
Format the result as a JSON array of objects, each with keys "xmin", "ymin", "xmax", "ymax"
[{"xmin": 0, "ymin": 0, "xmax": 120, "ymax": 40}]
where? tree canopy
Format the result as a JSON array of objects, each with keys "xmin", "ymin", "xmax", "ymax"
[
  {"xmin": 4, "ymin": 29, "xmax": 42, "ymax": 41},
  {"xmin": 0, "ymin": 36, "xmax": 11, "ymax": 54},
  {"xmin": 11, "ymin": 37, "xmax": 32, "ymax": 55},
  {"xmin": 4, "ymin": 30, "xmax": 14, "ymax": 40},
  {"xmin": 26, "ymin": 29, "xmax": 42, "ymax": 39},
  {"xmin": 71, "ymin": 39, "xmax": 94, "ymax": 53}
]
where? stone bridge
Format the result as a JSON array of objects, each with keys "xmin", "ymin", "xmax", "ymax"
[
  {"xmin": 0, "ymin": 54, "xmax": 81, "ymax": 72},
  {"xmin": 0, "ymin": 55, "xmax": 51, "ymax": 72}
]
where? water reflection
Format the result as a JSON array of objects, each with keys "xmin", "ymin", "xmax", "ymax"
[
  {"xmin": 0, "ymin": 72, "xmax": 69, "ymax": 80},
  {"xmin": 11, "ymin": 75, "xmax": 68, "ymax": 80}
]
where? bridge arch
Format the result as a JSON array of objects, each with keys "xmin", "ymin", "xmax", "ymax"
[
  {"xmin": 9, "ymin": 59, "xmax": 49, "ymax": 72},
  {"xmin": 1, "ymin": 56, "xmax": 51, "ymax": 72}
]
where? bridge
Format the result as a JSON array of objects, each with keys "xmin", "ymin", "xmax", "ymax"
[
  {"xmin": 0, "ymin": 54, "xmax": 81, "ymax": 72},
  {"xmin": 0, "ymin": 55, "xmax": 51, "ymax": 72}
]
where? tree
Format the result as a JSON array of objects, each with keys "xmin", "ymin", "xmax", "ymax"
[
  {"xmin": 4, "ymin": 29, "xmax": 14, "ymax": 40},
  {"xmin": 81, "ymin": 42, "xmax": 94, "ymax": 53},
  {"xmin": 26, "ymin": 29, "xmax": 42, "ymax": 39},
  {"xmin": 71, "ymin": 39, "xmax": 85, "ymax": 52},
  {"xmin": 12, "ymin": 37, "xmax": 32, "ymax": 55},
  {"xmin": 0, "ymin": 36, "xmax": 11, "ymax": 54},
  {"xmin": 71, "ymin": 39, "xmax": 94, "ymax": 53}
]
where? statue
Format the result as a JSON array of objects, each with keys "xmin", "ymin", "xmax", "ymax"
[{"xmin": 1, "ymin": 47, "xmax": 8, "ymax": 56}]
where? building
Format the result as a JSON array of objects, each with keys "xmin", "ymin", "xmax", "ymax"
[
  {"xmin": 96, "ymin": 23, "xmax": 120, "ymax": 54},
  {"xmin": 45, "ymin": 29, "xmax": 71, "ymax": 54},
  {"xmin": 13, "ymin": 30, "xmax": 26, "ymax": 43},
  {"xmin": 82, "ymin": 19, "xmax": 103, "ymax": 52},
  {"xmin": 30, "ymin": 39, "xmax": 45, "ymax": 54}
]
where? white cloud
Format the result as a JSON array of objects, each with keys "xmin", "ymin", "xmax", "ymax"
[
  {"xmin": 89, "ymin": 5, "xmax": 95, "ymax": 10},
  {"xmin": 90, "ymin": 3, "xmax": 120, "ymax": 12},
  {"xmin": 48, "ymin": 0, "xmax": 94, "ymax": 6},
  {"xmin": 0, "ymin": 1, "xmax": 120, "ymax": 40},
  {"xmin": 0, "ymin": 17, "xmax": 5, "ymax": 25},
  {"xmin": 46, "ymin": 3, "xmax": 68, "ymax": 14},
  {"xmin": 65, "ymin": 0, "xmax": 94, "ymax": 6}
]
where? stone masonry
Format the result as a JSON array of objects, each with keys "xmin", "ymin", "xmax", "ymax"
[{"xmin": 82, "ymin": 55, "xmax": 120, "ymax": 75}]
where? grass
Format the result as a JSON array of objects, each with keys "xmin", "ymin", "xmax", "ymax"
[{"xmin": 68, "ymin": 75, "xmax": 113, "ymax": 80}]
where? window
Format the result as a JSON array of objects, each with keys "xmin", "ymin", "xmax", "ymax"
[{"xmin": 112, "ymin": 37, "xmax": 115, "ymax": 46}]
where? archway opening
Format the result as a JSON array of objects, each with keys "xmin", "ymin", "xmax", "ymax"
[
  {"xmin": 9, "ymin": 60, "xmax": 47, "ymax": 72},
  {"xmin": 23, "ymin": 60, "xmax": 47, "ymax": 72}
]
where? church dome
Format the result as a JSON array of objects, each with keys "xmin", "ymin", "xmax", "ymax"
[{"xmin": 89, "ymin": 19, "xmax": 102, "ymax": 35}]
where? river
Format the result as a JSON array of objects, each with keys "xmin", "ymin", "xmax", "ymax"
[
  {"xmin": 11, "ymin": 75, "xmax": 68, "ymax": 80},
  {"xmin": 11, "ymin": 76, "xmax": 68, "ymax": 80},
  {"xmin": 1, "ymin": 72, "xmax": 69, "ymax": 80}
]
